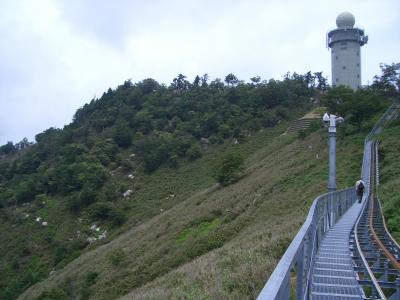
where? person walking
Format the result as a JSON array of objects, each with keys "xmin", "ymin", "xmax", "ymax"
[{"xmin": 355, "ymin": 179, "xmax": 365, "ymax": 203}]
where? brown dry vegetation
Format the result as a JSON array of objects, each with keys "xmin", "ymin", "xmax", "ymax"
[{"xmin": 18, "ymin": 124, "xmax": 365, "ymax": 300}]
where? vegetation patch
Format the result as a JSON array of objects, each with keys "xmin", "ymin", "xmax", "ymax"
[{"xmin": 176, "ymin": 218, "xmax": 222, "ymax": 245}]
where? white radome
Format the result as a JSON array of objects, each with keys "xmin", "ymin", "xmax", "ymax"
[{"xmin": 336, "ymin": 11, "xmax": 355, "ymax": 28}]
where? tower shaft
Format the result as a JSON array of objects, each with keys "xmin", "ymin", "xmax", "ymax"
[{"xmin": 327, "ymin": 13, "xmax": 368, "ymax": 90}]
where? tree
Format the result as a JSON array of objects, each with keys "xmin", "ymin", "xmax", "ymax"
[
  {"xmin": 215, "ymin": 152, "xmax": 244, "ymax": 186},
  {"xmin": 193, "ymin": 75, "xmax": 201, "ymax": 87},
  {"xmin": 0, "ymin": 141, "xmax": 16, "ymax": 155},
  {"xmin": 200, "ymin": 73, "xmax": 209, "ymax": 87},
  {"xmin": 171, "ymin": 74, "xmax": 191, "ymax": 90},
  {"xmin": 346, "ymin": 91, "xmax": 383, "ymax": 128},
  {"xmin": 225, "ymin": 73, "xmax": 239, "ymax": 87},
  {"xmin": 250, "ymin": 76, "xmax": 261, "ymax": 85},
  {"xmin": 15, "ymin": 138, "xmax": 32, "ymax": 150},
  {"xmin": 322, "ymin": 86, "xmax": 353, "ymax": 115},
  {"xmin": 113, "ymin": 124, "xmax": 132, "ymax": 148},
  {"xmin": 137, "ymin": 78, "xmax": 159, "ymax": 94},
  {"xmin": 322, "ymin": 87, "xmax": 383, "ymax": 129},
  {"xmin": 313, "ymin": 72, "xmax": 328, "ymax": 91},
  {"xmin": 304, "ymin": 71, "xmax": 315, "ymax": 88},
  {"xmin": 209, "ymin": 78, "xmax": 224, "ymax": 89},
  {"xmin": 372, "ymin": 63, "xmax": 400, "ymax": 96}
]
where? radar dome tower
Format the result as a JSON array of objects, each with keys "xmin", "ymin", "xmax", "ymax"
[{"xmin": 327, "ymin": 12, "xmax": 368, "ymax": 89}]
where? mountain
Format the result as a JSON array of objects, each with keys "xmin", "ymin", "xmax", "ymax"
[{"xmin": 0, "ymin": 69, "xmax": 397, "ymax": 299}]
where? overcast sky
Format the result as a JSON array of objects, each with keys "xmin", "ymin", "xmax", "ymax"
[{"xmin": 0, "ymin": 0, "xmax": 399, "ymax": 144}]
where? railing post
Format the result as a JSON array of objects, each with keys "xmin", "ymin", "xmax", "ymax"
[
  {"xmin": 282, "ymin": 271, "xmax": 291, "ymax": 300},
  {"xmin": 382, "ymin": 260, "xmax": 388, "ymax": 282},
  {"xmin": 296, "ymin": 245, "xmax": 304, "ymax": 300}
]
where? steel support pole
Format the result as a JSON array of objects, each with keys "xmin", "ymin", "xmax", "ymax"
[
  {"xmin": 328, "ymin": 131, "xmax": 336, "ymax": 192},
  {"xmin": 328, "ymin": 115, "xmax": 337, "ymax": 192}
]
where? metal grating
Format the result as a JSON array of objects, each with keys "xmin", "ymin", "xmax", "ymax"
[{"xmin": 311, "ymin": 202, "xmax": 364, "ymax": 299}]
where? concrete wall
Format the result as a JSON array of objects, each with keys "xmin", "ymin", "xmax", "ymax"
[{"xmin": 331, "ymin": 38, "xmax": 361, "ymax": 90}]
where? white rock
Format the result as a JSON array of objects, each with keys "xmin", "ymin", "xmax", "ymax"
[
  {"xmin": 129, "ymin": 153, "xmax": 136, "ymax": 158},
  {"xmin": 128, "ymin": 174, "xmax": 135, "ymax": 179},
  {"xmin": 98, "ymin": 230, "xmax": 107, "ymax": 240},
  {"xmin": 36, "ymin": 217, "xmax": 42, "ymax": 222},
  {"xmin": 42, "ymin": 221, "xmax": 48, "ymax": 226},
  {"xmin": 123, "ymin": 189, "xmax": 133, "ymax": 197},
  {"xmin": 87, "ymin": 237, "xmax": 97, "ymax": 243}
]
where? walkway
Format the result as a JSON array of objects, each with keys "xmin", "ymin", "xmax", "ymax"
[{"xmin": 311, "ymin": 201, "xmax": 364, "ymax": 300}]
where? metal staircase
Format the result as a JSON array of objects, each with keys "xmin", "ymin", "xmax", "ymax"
[{"xmin": 311, "ymin": 203, "xmax": 363, "ymax": 299}]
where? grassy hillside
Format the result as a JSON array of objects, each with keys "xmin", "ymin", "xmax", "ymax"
[
  {"xmin": 1, "ymin": 73, "xmax": 318, "ymax": 299},
  {"xmin": 18, "ymin": 122, "xmax": 369, "ymax": 300},
  {"xmin": 377, "ymin": 112, "xmax": 400, "ymax": 241}
]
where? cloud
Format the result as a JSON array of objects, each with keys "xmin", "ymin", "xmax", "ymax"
[{"xmin": 0, "ymin": 0, "xmax": 399, "ymax": 144}]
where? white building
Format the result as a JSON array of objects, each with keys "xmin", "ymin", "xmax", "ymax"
[{"xmin": 327, "ymin": 12, "xmax": 368, "ymax": 89}]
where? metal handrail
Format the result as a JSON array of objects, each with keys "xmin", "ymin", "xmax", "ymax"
[
  {"xmin": 353, "ymin": 141, "xmax": 386, "ymax": 299},
  {"xmin": 365, "ymin": 101, "xmax": 397, "ymax": 142},
  {"xmin": 257, "ymin": 188, "xmax": 355, "ymax": 299}
]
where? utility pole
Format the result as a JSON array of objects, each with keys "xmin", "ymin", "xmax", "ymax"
[{"xmin": 323, "ymin": 113, "xmax": 344, "ymax": 192}]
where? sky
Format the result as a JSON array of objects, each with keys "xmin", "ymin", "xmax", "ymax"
[{"xmin": 0, "ymin": 0, "xmax": 399, "ymax": 145}]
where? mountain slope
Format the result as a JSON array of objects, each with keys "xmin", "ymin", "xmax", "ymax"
[
  {"xmin": 1, "ymin": 73, "xmax": 319, "ymax": 299},
  {"xmin": 19, "ymin": 125, "xmax": 366, "ymax": 299}
]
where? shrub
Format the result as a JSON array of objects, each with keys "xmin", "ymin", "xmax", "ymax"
[
  {"xmin": 215, "ymin": 152, "xmax": 244, "ymax": 186},
  {"xmin": 79, "ymin": 184, "xmax": 97, "ymax": 207},
  {"xmin": 89, "ymin": 202, "xmax": 112, "ymax": 220},
  {"xmin": 85, "ymin": 271, "xmax": 99, "ymax": 286},
  {"xmin": 109, "ymin": 208, "xmax": 126, "ymax": 227},
  {"xmin": 187, "ymin": 144, "xmax": 202, "ymax": 160},
  {"xmin": 88, "ymin": 202, "xmax": 126, "ymax": 227}
]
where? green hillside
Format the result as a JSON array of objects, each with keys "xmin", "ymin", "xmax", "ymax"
[
  {"xmin": 377, "ymin": 116, "xmax": 400, "ymax": 241},
  {"xmin": 0, "ymin": 66, "xmax": 398, "ymax": 299}
]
